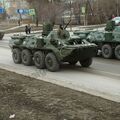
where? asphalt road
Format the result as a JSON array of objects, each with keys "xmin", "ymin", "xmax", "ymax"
[
  {"xmin": 91, "ymin": 57, "xmax": 120, "ymax": 78},
  {"xmin": 1, "ymin": 34, "xmax": 120, "ymax": 77},
  {"xmin": 0, "ymin": 33, "xmax": 120, "ymax": 102}
]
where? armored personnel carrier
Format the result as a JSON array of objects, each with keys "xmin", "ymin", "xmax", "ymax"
[
  {"xmin": 0, "ymin": 31, "xmax": 4, "ymax": 40},
  {"xmin": 74, "ymin": 17, "xmax": 120, "ymax": 60},
  {"xmin": 9, "ymin": 24, "xmax": 97, "ymax": 72}
]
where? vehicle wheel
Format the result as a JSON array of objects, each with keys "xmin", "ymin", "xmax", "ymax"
[
  {"xmin": 34, "ymin": 51, "xmax": 45, "ymax": 69},
  {"xmin": 45, "ymin": 53, "xmax": 59, "ymax": 72},
  {"xmin": 102, "ymin": 44, "xmax": 113, "ymax": 59},
  {"xmin": 12, "ymin": 48, "xmax": 21, "ymax": 64},
  {"xmin": 68, "ymin": 61, "xmax": 78, "ymax": 65},
  {"xmin": 115, "ymin": 45, "xmax": 120, "ymax": 60},
  {"xmin": 80, "ymin": 58, "xmax": 92, "ymax": 67},
  {"xmin": 21, "ymin": 49, "xmax": 33, "ymax": 66}
]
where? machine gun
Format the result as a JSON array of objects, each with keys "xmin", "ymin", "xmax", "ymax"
[
  {"xmin": 58, "ymin": 19, "xmax": 71, "ymax": 39},
  {"xmin": 63, "ymin": 19, "xmax": 71, "ymax": 30}
]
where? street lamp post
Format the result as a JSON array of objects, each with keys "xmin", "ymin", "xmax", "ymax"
[
  {"xmin": 2, "ymin": 0, "xmax": 6, "ymax": 20},
  {"xmin": 2, "ymin": 0, "xmax": 5, "ymax": 8},
  {"xmin": 84, "ymin": 0, "xmax": 87, "ymax": 26},
  {"xmin": 116, "ymin": 0, "xmax": 119, "ymax": 16},
  {"xmin": 48, "ymin": 0, "xmax": 54, "ymax": 3}
]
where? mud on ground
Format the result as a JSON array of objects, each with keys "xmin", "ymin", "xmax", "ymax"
[{"xmin": 0, "ymin": 69, "xmax": 120, "ymax": 120}]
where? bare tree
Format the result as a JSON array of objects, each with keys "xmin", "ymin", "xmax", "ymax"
[
  {"xmin": 27, "ymin": 0, "xmax": 64, "ymax": 25},
  {"xmin": 27, "ymin": 0, "xmax": 120, "ymax": 25}
]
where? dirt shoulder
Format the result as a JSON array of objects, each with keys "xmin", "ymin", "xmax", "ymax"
[{"xmin": 0, "ymin": 69, "xmax": 120, "ymax": 120}]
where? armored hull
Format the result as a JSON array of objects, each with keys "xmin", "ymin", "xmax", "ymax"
[
  {"xmin": 74, "ymin": 24, "xmax": 120, "ymax": 60},
  {"xmin": 74, "ymin": 17, "xmax": 120, "ymax": 60},
  {"xmin": 0, "ymin": 32, "xmax": 4, "ymax": 40},
  {"xmin": 9, "ymin": 29, "xmax": 97, "ymax": 72}
]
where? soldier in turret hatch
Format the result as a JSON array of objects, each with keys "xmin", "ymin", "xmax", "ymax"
[
  {"xmin": 105, "ymin": 16, "xmax": 115, "ymax": 31},
  {"xmin": 57, "ymin": 24, "xmax": 64, "ymax": 38},
  {"xmin": 57, "ymin": 24, "xmax": 70, "ymax": 39}
]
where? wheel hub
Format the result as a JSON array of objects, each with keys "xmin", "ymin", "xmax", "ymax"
[
  {"xmin": 36, "ymin": 56, "xmax": 40, "ymax": 64},
  {"xmin": 23, "ymin": 54, "xmax": 27, "ymax": 61},
  {"xmin": 14, "ymin": 53, "xmax": 17, "ymax": 59},
  {"xmin": 104, "ymin": 48, "xmax": 109, "ymax": 55},
  {"xmin": 48, "ymin": 58, "xmax": 53, "ymax": 67},
  {"xmin": 118, "ymin": 49, "xmax": 120, "ymax": 55}
]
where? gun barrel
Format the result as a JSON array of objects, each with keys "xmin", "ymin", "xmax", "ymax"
[{"xmin": 64, "ymin": 19, "xmax": 71, "ymax": 29}]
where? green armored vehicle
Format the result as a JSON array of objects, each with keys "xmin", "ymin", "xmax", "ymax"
[
  {"xmin": 0, "ymin": 31, "xmax": 4, "ymax": 40},
  {"xmin": 9, "ymin": 24, "xmax": 97, "ymax": 72},
  {"xmin": 74, "ymin": 17, "xmax": 120, "ymax": 60}
]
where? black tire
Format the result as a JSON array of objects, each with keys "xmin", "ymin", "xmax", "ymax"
[
  {"xmin": 68, "ymin": 61, "xmax": 78, "ymax": 65},
  {"xmin": 80, "ymin": 58, "xmax": 92, "ymax": 67},
  {"xmin": 115, "ymin": 45, "xmax": 120, "ymax": 60},
  {"xmin": 21, "ymin": 49, "xmax": 33, "ymax": 66},
  {"xmin": 45, "ymin": 53, "xmax": 59, "ymax": 72},
  {"xmin": 102, "ymin": 44, "xmax": 113, "ymax": 59},
  {"xmin": 34, "ymin": 51, "xmax": 45, "ymax": 69},
  {"xmin": 12, "ymin": 48, "xmax": 21, "ymax": 64}
]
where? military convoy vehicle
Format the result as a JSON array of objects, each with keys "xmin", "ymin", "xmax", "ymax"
[
  {"xmin": 9, "ymin": 24, "xmax": 97, "ymax": 72},
  {"xmin": 74, "ymin": 17, "xmax": 120, "ymax": 60},
  {"xmin": 0, "ymin": 32, "xmax": 4, "ymax": 40}
]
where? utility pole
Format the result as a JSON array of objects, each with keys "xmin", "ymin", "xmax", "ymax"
[
  {"xmin": 82, "ymin": 0, "xmax": 86, "ymax": 26},
  {"xmin": 48, "ymin": 0, "xmax": 54, "ymax": 3},
  {"xmin": 84, "ymin": 0, "xmax": 94, "ymax": 25},
  {"xmin": 84, "ymin": 0, "xmax": 88, "ymax": 26},
  {"xmin": 70, "ymin": 0, "xmax": 72, "ymax": 31},
  {"xmin": 78, "ymin": 2, "xmax": 81, "ymax": 25},
  {"xmin": 2, "ymin": 0, "xmax": 6, "ymax": 20},
  {"xmin": 2, "ymin": 0, "xmax": 5, "ymax": 8},
  {"xmin": 116, "ymin": 0, "xmax": 119, "ymax": 16}
]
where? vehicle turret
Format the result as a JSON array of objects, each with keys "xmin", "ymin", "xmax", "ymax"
[{"xmin": 9, "ymin": 23, "xmax": 97, "ymax": 72}]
